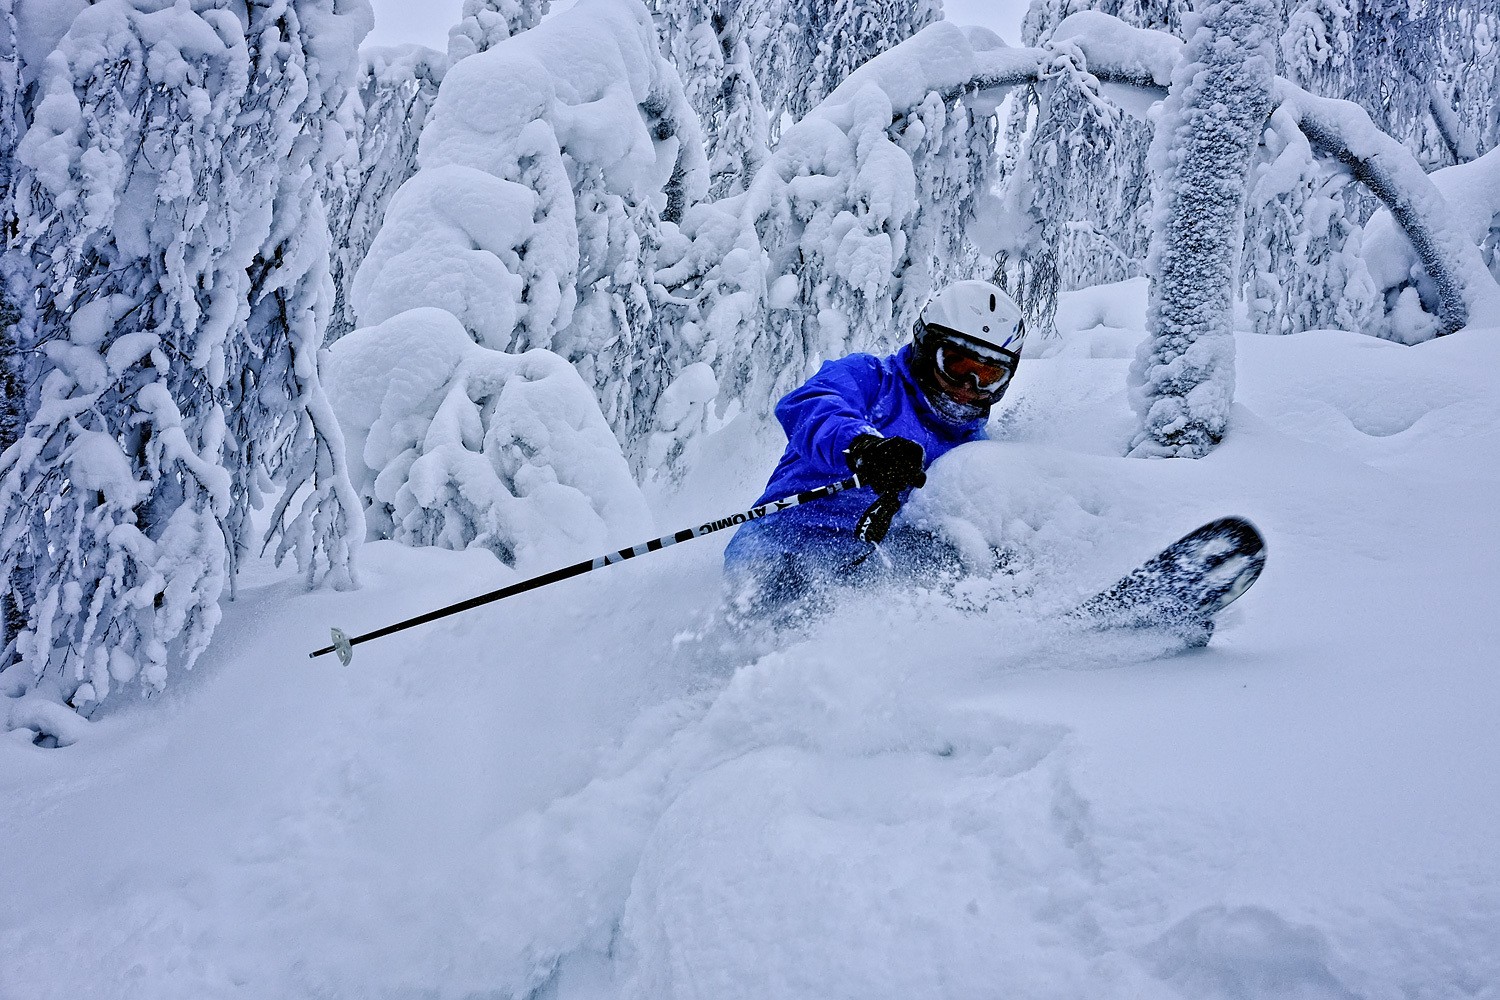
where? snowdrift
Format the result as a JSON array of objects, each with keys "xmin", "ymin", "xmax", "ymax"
[{"xmin": 4, "ymin": 283, "xmax": 1498, "ymax": 999}]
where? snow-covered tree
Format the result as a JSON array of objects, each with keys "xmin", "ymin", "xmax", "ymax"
[
  {"xmin": 1002, "ymin": 0, "xmax": 1500, "ymax": 340},
  {"xmin": 651, "ymin": 0, "xmax": 770, "ymax": 199},
  {"xmin": 1280, "ymin": 0, "xmax": 1442, "ymax": 166},
  {"xmin": 325, "ymin": 308, "xmax": 652, "ymax": 572},
  {"xmin": 447, "ymin": 0, "xmax": 549, "ymax": 64},
  {"xmin": 0, "ymin": 0, "xmax": 40, "ymax": 662},
  {"xmin": 1129, "ymin": 0, "xmax": 1277, "ymax": 458},
  {"xmin": 663, "ymin": 21, "xmax": 1021, "ymax": 419},
  {"xmin": 1426, "ymin": 0, "xmax": 1499, "ymax": 164},
  {"xmin": 723, "ymin": 0, "xmax": 941, "ymax": 138},
  {"xmin": 807, "ymin": 0, "xmax": 945, "ymax": 117},
  {"xmin": 233, "ymin": 0, "xmax": 371, "ymax": 592},
  {"xmin": 354, "ymin": 0, "xmax": 708, "ymax": 468},
  {"xmin": 0, "ymin": 0, "xmax": 27, "ymax": 459},
  {"xmin": 0, "ymin": 0, "xmax": 369, "ymax": 723},
  {"xmin": 993, "ymin": 2, "xmax": 1186, "ymax": 334},
  {"xmin": 1240, "ymin": 102, "xmax": 1381, "ymax": 337},
  {"xmin": 326, "ymin": 45, "xmax": 446, "ymax": 344},
  {"xmin": 996, "ymin": 2, "xmax": 1215, "ymax": 322}
]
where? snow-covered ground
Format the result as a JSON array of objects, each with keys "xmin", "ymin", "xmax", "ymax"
[{"xmin": 4, "ymin": 281, "xmax": 1498, "ymax": 1000}]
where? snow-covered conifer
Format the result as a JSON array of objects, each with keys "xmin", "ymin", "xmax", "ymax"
[
  {"xmin": 652, "ymin": 0, "xmax": 769, "ymax": 198},
  {"xmin": 667, "ymin": 21, "xmax": 1016, "ymax": 418},
  {"xmin": 325, "ymin": 309, "xmax": 651, "ymax": 571},
  {"xmin": 233, "ymin": 0, "xmax": 371, "ymax": 592},
  {"xmin": 355, "ymin": 0, "xmax": 708, "ymax": 467},
  {"xmin": 1129, "ymin": 0, "xmax": 1277, "ymax": 458},
  {"xmin": 0, "ymin": 0, "xmax": 369, "ymax": 721},
  {"xmin": 447, "ymin": 0, "xmax": 548, "ymax": 64},
  {"xmin": 726, "ymin": 0, "xmax": 940, "ymax": 137},
  {"xmin": 326, "ymin": 45, "xmax": 446, "ymax": 343}
]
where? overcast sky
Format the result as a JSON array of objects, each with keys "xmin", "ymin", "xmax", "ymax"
[{"xmin": 365, "ymin": 0, "xmax": 1029, "ymax": 51}]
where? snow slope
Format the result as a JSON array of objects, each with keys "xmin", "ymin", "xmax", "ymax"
[{"xmin": 4, "ymin": 282, "xmax": 1498, "ymax": 999}]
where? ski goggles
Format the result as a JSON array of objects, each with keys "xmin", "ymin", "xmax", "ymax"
[{"xmin": 933, "ymin": 340, "xmax": 1016, "ymax": 394}]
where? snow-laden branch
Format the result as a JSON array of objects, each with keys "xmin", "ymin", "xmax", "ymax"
[
  {"xmin": 820, "ymin": 14, "xmax": 1184, "ymax": 122},
  {"xmin": 1280, "ymin": 82, "xmax": 1500, "ymax": 336},
  {"xmin": 1044, "ymin": 10, "xmax": 1181, "ymax": 93}
]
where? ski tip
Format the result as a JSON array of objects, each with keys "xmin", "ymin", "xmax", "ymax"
[{"xmin": 1193, "ymin": 515, "xmax": 1267, "ymax": 557}]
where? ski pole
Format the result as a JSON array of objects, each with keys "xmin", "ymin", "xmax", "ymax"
[{"xmin": 309, "ymin": 475, "xmax": 866, "ymax": 665}]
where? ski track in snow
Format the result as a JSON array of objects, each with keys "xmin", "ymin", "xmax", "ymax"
[{"xmin": 4, "ymin": 305, "xmax": 1500, "ymax": 999}]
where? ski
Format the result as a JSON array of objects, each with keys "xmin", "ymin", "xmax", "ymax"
[{"xmin": 1068, "ymin": 516, "xmax": 1267, "ymax": 645}]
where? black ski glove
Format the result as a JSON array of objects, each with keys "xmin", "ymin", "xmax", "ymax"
[{"xmin": 846, "ymin": 434, "xmax": 926, "ymax": 497}]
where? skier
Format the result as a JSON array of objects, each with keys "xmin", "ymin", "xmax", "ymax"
[{"xmin": 723, "ymin": 280, "xmax": 1026, "ymax": 624}]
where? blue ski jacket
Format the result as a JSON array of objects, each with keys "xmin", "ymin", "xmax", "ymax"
[{"xmin": 725, "ymin": 345, "xmax": 986, "ymax": 567}]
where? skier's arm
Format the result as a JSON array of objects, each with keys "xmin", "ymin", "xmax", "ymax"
[{"xmin": 775, "ymin": 356, "xmax": 885, "ymax": 476}]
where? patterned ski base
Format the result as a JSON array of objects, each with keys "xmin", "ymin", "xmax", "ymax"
[{"xmin": 1069, "ymin": 517, "xmax": 1267, "ymax": 645}]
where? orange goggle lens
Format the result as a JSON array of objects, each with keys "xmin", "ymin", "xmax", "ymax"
[{"xmin": 935, "ymin": 344, "xmax": 1014, "ymax": 393}]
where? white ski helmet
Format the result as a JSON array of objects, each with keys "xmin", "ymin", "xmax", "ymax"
[
  {"xmin": 919, "ymin": 280, "xmax": 1026, "ymax": 356},
  {"xmin": 912, "ymin": 281, "xmax": 1025, "ymax": 423}
]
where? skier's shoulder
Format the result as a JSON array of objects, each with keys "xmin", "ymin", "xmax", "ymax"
[
  {"xmin": 813, "ymin": 351, "xmax": 886, "ymax": 381},
  {"xmin": 799, "ymin": 351, "xmax": 890, "ymax": 398}
]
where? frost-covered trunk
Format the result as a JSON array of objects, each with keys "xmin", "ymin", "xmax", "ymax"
[
  {"xmin": 1129, "ymin": 0, "xmax": 1276, "ymax": 459},
  {"xmin": 805, "ymin": 0, "xmax": 944, "ymax": 116}
]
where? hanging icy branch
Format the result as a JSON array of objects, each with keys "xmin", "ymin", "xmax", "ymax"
[
  {"xmin": 857, "ymin": 14, "xmax": 1181, "ymax": 118},
  {"xmin": 1128, "ymin": 0, "xmax": 1277, "ymax": 459}
]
